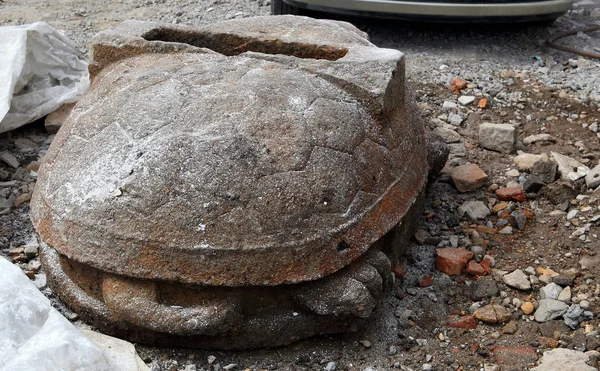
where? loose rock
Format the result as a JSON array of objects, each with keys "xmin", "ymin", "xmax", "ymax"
[
  {"xmin": 514, "ymin": 153, "xmax": 547, "ymax": 171},
  {"xmin": 479, "ymin": 123, "xmax": 516, "ymax": 153},
  {"xmin": 531, "ymin": 157, "xmax": 558, "ymax": 185},
  {"xmin": 496, "ymin": 186, "xmax": 526, "ymax": 202},
  {"xmin": 472, "ymin": 276, "xmax": 499, "ymax": 300},
  {"xmin": 510, "ymin": 211, "xmax": 527, "ymax": 230},
  {"xmin": 450, "ymin": 164, "xmax": 489, "ymax": 193},
  {"xmin": 523, "ymin": 134, "xmax": 556, "ymax": 146},
  {"xmin": 0, "ymin": 152, "xmax": 20, "ymax": 168},
  {"xmin": 552, "ymin": 152, "xmax": 589, "ymax": 181},
  {"xmin": 521, "ymin": 302, "xmax": 535, "ymax": 315},
  {"xmin": 502, "ymin": 321, "xmax": 518, "ymax": 334},
  {"xmin": 535, "ymin": 348, "xmax": 597, "ymax": 371},
  {"xmin": 458, "ymin": 200, "xmax": 491, "ymax": 221},
  {"xmin": 466, "ymin": 260, "xmax": 486, "ymax": 276},
  {"xmin": 564, "ymin": 304, "xmax": 593, "ymax": 329},
  {"xmin": 458, "ymin": 95, "xmax": 475, "ymax": 106},
  {"xmin": 474, "ymin": 304, "xmax": 512, "ymax": 324},
  {"xmin": 503, "ymin": 269, "xmax": 531, "ymax": 290},
  {"xmin": 585, "ymin": 164, "xmax": 600, "ymax": 189},
  {"xmin": 558, "ymin": 286, "xmax": 572, "ymax": 302},
  {"xmin": 14, "ymin": 193, "xmax": 31, "ymax": 207},
  {"xmin": 436, "ymin": 248, "xmax": 474, "ymax": 276},
  {"xmin": 433, "ymin": 127, "xmax": 461, "ymax": 144},
  {"xmin": 534, "ymin": 299, "xmax": 569, "ymax": 323},
  {"xmin": 539, "ymin": 283, "xmax": 563, "ymax": 300}
]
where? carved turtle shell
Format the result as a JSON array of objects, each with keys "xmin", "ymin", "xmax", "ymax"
[{"xmin": 30, "ymin": 16, "xmax": 427, "ymax": 287}]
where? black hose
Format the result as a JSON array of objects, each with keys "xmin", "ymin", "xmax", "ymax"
[{"xmin": 546, "ymin": 25, "xmax": 600, "ymax": 60}]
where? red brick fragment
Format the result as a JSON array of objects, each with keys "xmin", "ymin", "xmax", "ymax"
[
  {"xmin": 450, "ymin": 164, "xmax": 488, "ymax": 193},
  {"xmin": 495, "ymin": 186, "xmax": 526, "ymax": 202},
  {"xmin": 480, "ymin": 257, "xmax": 493, "ymax": 274},
  {"xmin": 465, "ymin": 260, "xmax": 487, "ymax": 276},
  {"xmin": 436, "ymin": 248, "xmax": 474, "ymax": 276},
  {"xmin": 475, "ymin": 225, "xmax": 497, "ymax": 235},
  {"xmin": 451, "ymin": 78, "xmax": 468, "ymax": 93},
  {"xmin": 447, "ymin": 315, "xmax": 477, "ymax": 329},
  {"xmin": 419, "ymin": 275, "xmax": 433, "ymax": 287},
  {"xmin": 393, "ymin": 264, "xmax": 406, "ymax": 278}
]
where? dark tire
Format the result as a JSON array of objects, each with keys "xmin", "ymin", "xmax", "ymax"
[{"xmin": 271, "ymin": 0, "xmax": 299, "ymax": 15}]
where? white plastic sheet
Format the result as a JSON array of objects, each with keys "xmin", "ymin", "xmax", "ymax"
[
  {"xmin": 0, "ymin": 22, "xmax": 89, "ymax": 133},
  {"xmin": 0, "ymin": 257, "xmax": 111, "ymax": 371}
]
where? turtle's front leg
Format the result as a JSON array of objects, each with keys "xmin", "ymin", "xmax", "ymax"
[{"xmin": 292, "ymin": 249, "xmax": 391, "ymax": 318}]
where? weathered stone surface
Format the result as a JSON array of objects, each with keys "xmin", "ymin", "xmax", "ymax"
[
  {"xmin": 532, "ymin": 156, "xmax": 558, "ymax": 184},
  {"xmin": 552, "ymin": 151, "xmax": 589, "ymax": 181},
  {"xmin": 563, "ymin": 304, "xmax": 593, "ymax": 329},
  {"xmin": 523, "ymin": 133, "xmax": 555, "ymax": 146},
  {"xmin": 480, "ymin": 256, "xmax": 494, "ymax": 274},
  {"xmin": 31, "ymin": 17, "xmax": 429, "ymax": 349},
  {"xmin": 558, "ymin": 286, "xmax": 572, "ymax": 302},
  {"xmin": 536, "ymin": 349, "xmax": 597, "ymax": 371},
  {"xmin": 495, "ymin": 186, "xmax": 526, "ymax": 202},
  {"xmin": 14, "ymin": 193, "xmax": 31, "ymax": 207},
  {"xmin": 433, "ymin": 126, "xmax": 461, "ymax": 143},
  {"xmin": 544, "ymin": 180, "xmax": 579, "ymax": 205},
  {"xmin": 26, "ymin": 161, "xmax": 41, "ymax": 173},
  {"xmin": 458, "ymin": 200, "xmax": 491, "ymax": 221},
  {"xmin": 0, "ymin": 152, "xmax": 19, "ymax": 168},
  {"xmin": 539, "ymin": 283, "xmax": 563, "ymax": 300},
  {"xmin": 502, "ymin": 321, "xmax": 518, "ymax": 334},
  {"xmin": 505, "ymin": 169, "xmax": 520, "ymax": 177},
  {"xmin": 458, "ymin": 95, "xmax": 475, "ymax": 105},
  {"xmin": 503, "ymin": 269, "xmax": 531, "ymax": 290},
  {"xmin": 448, "ymin": 112, "xmax": 463, "ymax": 126},
  {"xmin": 514, "ymin": 152, "xmax": 546, "ymax": 170},
  {"xmin": 586, "ymin": 164, "xmax": 600, "ymax": 189},
  {"xmin": 33, "ymin": 17, "xmax": 425, "ymax": 287},
  {"xmin": 523, "ymin": 175, "xmax": 546, "ymax": 193},
  {"xmin": 534, "ymin": 299, "xmax": 569, "ymax": 322},
  {"xmin": 450, "ymin": 163, "xmax": 488, "ymax": 192},
  {"xmin": 14, "ymin": 138, "xmax": 38, "ymax": 152},
  {"xmin": 479, "ymin": 123, "xmax": 516, "ymax": 153},
  {"xmin": 510, "ymin": 210, "xmax": 527, "ymax": 230},
  {"xmin": 474, "ymin": 304, "xmax": 511, "ymax": 324},
  {"xmin": 436, "ymin": 248, "xmax": 474, "ymax": 275},
  {"xmin": 472, "ymin": 276, "xmax": 499, "ymax": 300}
]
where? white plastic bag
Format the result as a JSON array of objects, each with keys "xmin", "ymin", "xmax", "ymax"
[
  {"xmin": 0, "ymin": 22, "xmax": 89, "ymax": 133},
  {"xmin": 0, "ymin": 257, "xmax": 111, "ymax": 371}
]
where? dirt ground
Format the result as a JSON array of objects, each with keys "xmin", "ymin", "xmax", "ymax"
[{"xmin": 2, "ymin": 0, "xmax": 600, "ymax": 370}]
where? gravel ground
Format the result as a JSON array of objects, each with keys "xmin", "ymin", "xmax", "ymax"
[{"xmin": 2, "ymin": 0, "xmax": 600, "ymax": 370}]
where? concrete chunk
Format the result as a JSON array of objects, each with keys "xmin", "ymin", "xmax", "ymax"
[{"xmin": 479, "ymin": 123, "xmax": 516, "ymax": 153}]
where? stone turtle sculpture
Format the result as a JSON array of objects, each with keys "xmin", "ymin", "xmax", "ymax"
[{"xmin": 30, "ymin": 16, "xmax": 447, "ymax": 349}]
